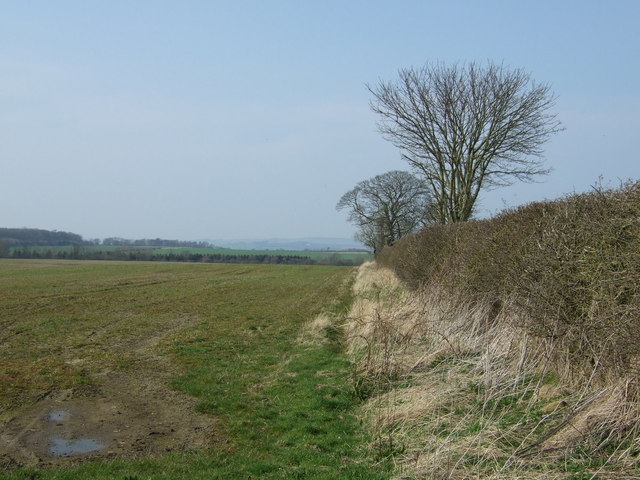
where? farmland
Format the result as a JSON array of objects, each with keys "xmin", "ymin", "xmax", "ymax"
[
  {"xmin": 7, "ymin": 246, "xmax": 372, "ymax": 266},
  {"xmin": 0, "ymin": 259, "xmax": 387, "ymax": 479}
]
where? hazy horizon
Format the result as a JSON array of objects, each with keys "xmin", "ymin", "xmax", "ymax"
[
  {"xmin": 0, "ymin": 227, "xmax": 367, "ymax": 245},
  {"xmin": 1, "ymin": 1, "xmax": 638, "ymax": 240}
]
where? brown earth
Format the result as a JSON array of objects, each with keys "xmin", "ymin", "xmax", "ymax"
[
  {"xmin": 0, "ymin": 374, "xmax": 217, "ymax": 468},
  {"xmin": 0, "ymin": 315, "xmax": 219, "ymax": 469}
]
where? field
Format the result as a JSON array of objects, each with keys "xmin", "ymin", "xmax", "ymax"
[
  {"xmin": 0, "ymin": 259, "xmax": 388, "ymax": 479},
  {"xmin": 8, "ymin": 246, "xmax": 373, "ymax": 265}
]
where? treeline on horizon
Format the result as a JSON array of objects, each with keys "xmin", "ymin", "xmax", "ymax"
[
  {"xmin": 0, "ymin": 228, "xmax": 214, "ymax": 249},
  {"xmin": 0, "ymin": 228, "xmax": 86, "ymax": 247},
  {"xmin": 7, "ymin": 247, "xmax": 348, "ymax": 265},
  {"xmin": 101, "ymin": 237, "xmax": 214, "ymax": 248},
  {"xmin": 0, "ymin": 229, "xmax": 365, "ymax": 266}
]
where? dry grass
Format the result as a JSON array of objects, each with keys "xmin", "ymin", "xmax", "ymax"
[
  {"xmin": 346, "ymin": 263, "xmax": 640, "ymax": 479},
  {"xmin": 297, "ymin": 313, "xmax": 335, "ymax": 347}
]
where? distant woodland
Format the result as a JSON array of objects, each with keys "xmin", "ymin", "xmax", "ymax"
[
  {"xmin": 0, "ymin": 228, "xmax": 216, "ymax": 248},
  {"xmin": 0, "ymin": 228, "xmax": 86, "ymax": 247},
  {"xmin": 0, "ymin": 228, "xmax": 366, "ymax": 266}
]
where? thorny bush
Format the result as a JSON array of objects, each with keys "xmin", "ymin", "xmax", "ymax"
[{"xmin": 377, "ymin": 181, "xmax": 640, "ymax": 385}]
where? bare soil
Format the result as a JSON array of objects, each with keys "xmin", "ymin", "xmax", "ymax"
[
  {"xmin": 0, "ymin": 375, "xmax": 216, "ymax": 468},
  {"xmin": 0, "ymin": 316, "xmax": 218, "ymax": 469}
]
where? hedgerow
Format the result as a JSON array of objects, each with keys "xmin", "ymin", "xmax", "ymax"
[{"xmin": 377, "ymin": 181, "xmax": 640, "ymax": 383}]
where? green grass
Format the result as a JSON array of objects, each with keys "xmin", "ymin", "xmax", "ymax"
[{"xmin": 0, "ymin": 259, "xmax": 388, "ymax": 479}]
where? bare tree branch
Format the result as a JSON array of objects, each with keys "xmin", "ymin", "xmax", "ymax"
[
  {"xmin": 336, "ymin": 171, "xmax": 432, "ymax": 254},
  {"xmin": 369, "ymin": 61, "xmax": 563, "ymax": 223}
]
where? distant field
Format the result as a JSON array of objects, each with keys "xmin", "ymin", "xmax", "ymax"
[
  {"xmin": 0, "ymin": 259, "xmax": 386, "ymax": 479},
  {"xmin": 154, "ymin": 247, "xmax": 372, "ymax": 261},
  {"xmin": 8, "ymin": 246, "xmax": 373, "ymax": 264}
]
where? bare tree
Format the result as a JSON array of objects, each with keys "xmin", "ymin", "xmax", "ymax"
[
  {"xmin": 337, "ymin": 170, "xmax": 431, "ymax": 254},
  {"xmin": 369, "ymin": 61, "xmax": 563, "ymax": 223}
]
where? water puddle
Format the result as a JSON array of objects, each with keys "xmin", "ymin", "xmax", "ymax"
[
  {"xmin": 48, "ymin": 409, "xmax": 69, "ymax": 422},
  {"xmin": 46, "ymin": 407, "xmax": 104, "ymax": 456},
  {"xmin": 50, "ymin": 438, "xmax": 103, "ymax": 456}
]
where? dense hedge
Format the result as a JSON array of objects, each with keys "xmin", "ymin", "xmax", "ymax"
[{"xmin": 377, "ymin": 181, "xmax": 640, "ymax": 381}]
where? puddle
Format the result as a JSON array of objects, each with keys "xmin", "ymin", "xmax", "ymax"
[
  {"xmin": 48, "ymin": 409, "xmax": 69, "ymax": 422},
  {"xmin": 50, "ymin": 438, "xmax": 103, "ymax": 456},
  {"xmin": 45, "ymin": 408, "xmax": 103, "ymax": 456},
  {"xmin": 1, "ymin": 377, "xmax": 216, "ymax": 466}
]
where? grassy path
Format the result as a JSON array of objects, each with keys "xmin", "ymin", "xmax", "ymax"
[{"xmin": 0, "ymin": 260, "xmax": 387, "ymax": 479}]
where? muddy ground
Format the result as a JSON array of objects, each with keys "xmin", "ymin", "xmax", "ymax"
[
  {"xmin": 0, "ymin": 317, "xmax": 218, "ymax": 469},
  {"xmin": 0, "ymin": 373, "xmax": 217, "ymax": 469}
]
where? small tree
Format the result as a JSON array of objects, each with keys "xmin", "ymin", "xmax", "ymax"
[
  {"xmin": 369, "ymin": 61, "xmax": 563, "ymax": 223},
  {"xmin": 337, "ymin": 170, "xmax": 431, "ymax": 254}
]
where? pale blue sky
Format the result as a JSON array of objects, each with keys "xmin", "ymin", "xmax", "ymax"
[{"xmin": 1, "ymin": 1, "xmax": 638, "ymax": 240}]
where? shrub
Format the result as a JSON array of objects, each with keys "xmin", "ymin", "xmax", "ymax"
[{"xmin": 378, "ymin": 181, "xmax": 640, "ymax": 383}]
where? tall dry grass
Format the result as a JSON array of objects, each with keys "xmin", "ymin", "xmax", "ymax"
[{"xmin": 348, "ymin": 181, "xmax": 640, "ymax": 479}]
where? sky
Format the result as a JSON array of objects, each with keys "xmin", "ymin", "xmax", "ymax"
[{"xmin": 1, "ymin": 0, "xmax": 638, "ymax": 241}]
